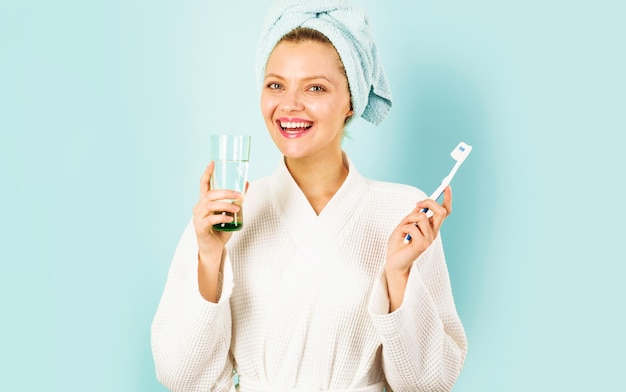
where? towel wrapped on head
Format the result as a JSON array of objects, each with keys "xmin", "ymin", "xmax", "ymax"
[{"xmin": 256, "ymin": 0, "xmax": 392, "ymax": 125}]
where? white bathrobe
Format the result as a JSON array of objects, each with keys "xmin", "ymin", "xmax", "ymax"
[{"xmin": 151, "ymin": 158, "xmax": 467, "ymax": 392}]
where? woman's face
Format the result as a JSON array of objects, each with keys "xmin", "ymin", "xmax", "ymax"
[{"xmin": 261, "ymin": 40, "xmax": 353, "ymax": 162}]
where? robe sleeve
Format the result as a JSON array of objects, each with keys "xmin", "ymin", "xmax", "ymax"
[
  {"xmin": 368, "ymin": 235, "xmax": 468, "ymax": 392},
  {"xmin": 151, "ymin": 220, "xmax": 235, "ymax": 392}
]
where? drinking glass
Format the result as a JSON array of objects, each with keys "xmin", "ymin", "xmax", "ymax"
[{"xmin": 209, "ymin": 134, "xmax": 251, "ymax": 231}]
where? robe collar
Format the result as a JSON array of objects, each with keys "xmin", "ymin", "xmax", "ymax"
[{"xmin": 270, "ymin": 153, "xmax": 368, "ymax": 249}]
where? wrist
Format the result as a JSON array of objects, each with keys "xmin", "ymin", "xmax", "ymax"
[
  {"xmin": 384, "ymin": 262, "xmax": 411, "ymax": 281},
  {"xmin": 384, "ymin": 265, "xmax": 410, "ymax": 313},
  {"xmin": 198, "ymin": 246, "xmax": 225, "ymax": 267},
  {"xmin": 197, "ymin": 248, "xmax": 226, "ymax": 303}
]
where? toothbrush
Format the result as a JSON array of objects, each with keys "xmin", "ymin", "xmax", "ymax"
[{"xmin": 404, "ymin": 141, "xmax": 473, "ymax": 244}]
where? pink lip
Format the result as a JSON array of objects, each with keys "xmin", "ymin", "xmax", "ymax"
[{"xmin": 276, "ymin": 118, "xmax": 314, "ymax": 139}]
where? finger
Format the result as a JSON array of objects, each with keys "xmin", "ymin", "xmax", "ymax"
[
  {"xmin": 416, "ymin": 197, "xmax": 443, "ymax": 213},
  {"xmin": 429, "ymin": 207, "xmax": 446, "ymax": 235},
  {"xmin": 194, "ymin": 213, "xmax": 235, "ymax": 236},
  {"xmin": 428, "ymin": 186, "xmax": 452, "ymax": 233},
  {"xmin": 401, "ymin": 223, "xmax": 421, "ymax": 243},
  {"xmin": 402, "ymin": 210, "xmax": 429, "ymax": 235},
  {"xmin": 195, "ymin": 189, "xmax": 241, "ymax": 214},
  {"xmin": 401, "ymin": 219, "xmax": 433, "ymax": 249},
  {"xmin": 194, "ymin": 195, "xmax": 242, "ymax": 218},
  {"xmin": 400, "ymin": 207, "xmax": 426, "ymax": 225},
  {"xmin": 203, "ymin": 189, "xmax": 242, "ymax": 203},
  {"xmin": 415, "ymin": 202, "xmax": 444, "ymax": 236},
  {"xmin": 442, "ymin": 185, "xmax": 452, "ymax": 217},
  {"xmin": 199, "ymin": 161, "xmax": 215, "ymax": 198},
  {"xmin": 193, "ymin": 198, "xmax": 241, "ymax": 225},
  {"xmin": 414, "ymin": 212, "xmax": 435, "ymax": 242}
]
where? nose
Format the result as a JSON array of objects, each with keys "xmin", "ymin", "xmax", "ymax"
[{"xmin": 281, "ymin": 89, "xmax": 304, "ymax": 112}]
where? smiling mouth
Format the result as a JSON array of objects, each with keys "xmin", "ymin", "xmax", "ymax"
[{"xmin": 279, "ymin": 120, "xmax": 313, "ymax": 132}]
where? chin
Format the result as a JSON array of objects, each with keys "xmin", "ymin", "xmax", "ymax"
[{"xmin": 277, "ymin": 146, "xmax": 309, "ymax": 160}]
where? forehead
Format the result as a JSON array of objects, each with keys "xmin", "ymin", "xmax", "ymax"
[{"xmin": 266, "ymin": 40, "xmax": 345, "ymax": 76}]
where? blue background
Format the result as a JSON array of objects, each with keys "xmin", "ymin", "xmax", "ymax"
[{"xmin": 2, "ymin": 0, "xmax": 625, "ymax": 390}]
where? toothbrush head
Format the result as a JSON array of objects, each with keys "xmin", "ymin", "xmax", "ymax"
[{"xmin": 451, "ymin": 141, "xmax": 472, "ymax": 163}]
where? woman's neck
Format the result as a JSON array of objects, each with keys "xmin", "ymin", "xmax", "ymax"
[{"xmin": 285, "ymin": 151, "xmax": 349, "ymax": 215}]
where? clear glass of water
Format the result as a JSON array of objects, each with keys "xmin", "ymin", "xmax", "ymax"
[{"xmin": 209, "ymin": 134, "xmax": 251, "ymax": 231}]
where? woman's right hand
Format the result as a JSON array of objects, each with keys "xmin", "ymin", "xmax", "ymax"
[{"xmin": 192, "ymin": 161, "xmax": 242, "ymax": 266}]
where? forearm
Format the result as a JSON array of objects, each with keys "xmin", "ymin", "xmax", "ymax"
[
  {"xmin": 152, "ymin": 221, "xmax": 235, "ymax": 390},
  {"xmin": 380, "ymin": 299, "xmax": 466, "ymax": 391},
  {"xmin": 198, "ymin": 248, "xmax": 226, "ymax": 303},
  {"xmin": 371, "ymin": 239, "xmax": 467, "ymax": 390},
  {"xmin": 385, "ymin": 266, "xmax": 410, "ymax": 313},
  {"xmin": 372, "ymin": 273, "xmax": 466, "ymax": 391}
]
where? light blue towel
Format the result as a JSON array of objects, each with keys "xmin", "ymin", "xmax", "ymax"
[{"xmin": 256, "ymin": 0, "xmax": 392, "ymax": 126}]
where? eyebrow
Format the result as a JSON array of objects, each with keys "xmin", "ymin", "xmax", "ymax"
[{"xmin": 264, "ymin": 73, "xmax": 334, "ymax": 84}]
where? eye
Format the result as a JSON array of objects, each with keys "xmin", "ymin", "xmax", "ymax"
[
  {"xmin": 266, "ymin": 82, "xmax": 282, "ymax": 90},
  {"xmin": 308, "ymin": 85, "xmax": 326, "ymax": 92}
]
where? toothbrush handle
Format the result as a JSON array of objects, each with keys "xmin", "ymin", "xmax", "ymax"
[
  {"xmin": 403, "ymin": 207, "xmax": 432, "ymax": 244},
  {"xmin": 403, "ymin": 183, "xmax": 448, "ymax": 244}
]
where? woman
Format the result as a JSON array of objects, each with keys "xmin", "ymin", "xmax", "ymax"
[{"xmin": 151, "ymin": 1, "xmax": 467, "ymax": 391}]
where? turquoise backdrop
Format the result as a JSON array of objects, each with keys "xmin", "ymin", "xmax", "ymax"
[{"xmin": 2, "ymin": 0, "xmax": 625, "ymax": 390}]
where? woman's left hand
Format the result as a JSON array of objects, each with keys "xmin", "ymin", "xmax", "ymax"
[{"xmin": 386, "ymin": 186, "xmax": 452, "ymax": 276}]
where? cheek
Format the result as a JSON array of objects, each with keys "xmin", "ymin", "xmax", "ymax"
[
  {"xmin": 311, "ymin": 99, "xmax": 348, "ymax": 122},
  {"xmin": 260, "ymin": 93, "xmax": 275, "ymax": 120},
  {"xmin": 260, "ymin": 95, "xmax": 280, "ymax": 135}
]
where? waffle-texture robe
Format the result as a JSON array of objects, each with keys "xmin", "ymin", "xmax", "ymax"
[{"xmin": 152, "ymin": 158, "xmax": 467, "ymax": 392}]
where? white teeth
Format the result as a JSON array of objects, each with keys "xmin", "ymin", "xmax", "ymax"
[{"xmin": 280, "ymin": 121, "xmax": 312, "ymax": 129}]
